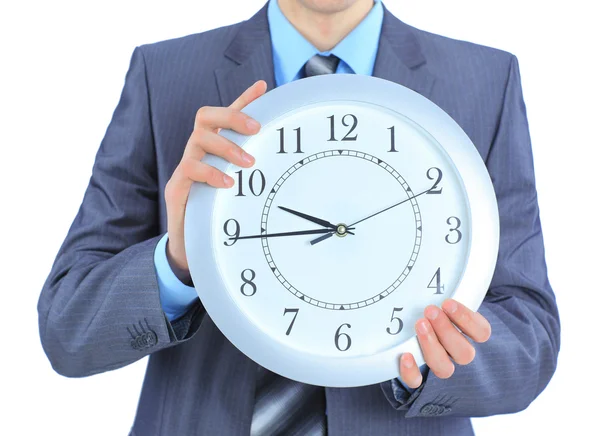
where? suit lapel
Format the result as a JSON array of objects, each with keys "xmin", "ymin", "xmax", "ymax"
[
  {"xmin": 214, "ymin": 3, "xmax": 276, "ymax": 107},
  {"xmin": 215, "ymin": 3, "xmax": 436, "ymax": 105},
  {"xmin": 373, "ymin": 5, "xmax": 436, "ymax": 100}
]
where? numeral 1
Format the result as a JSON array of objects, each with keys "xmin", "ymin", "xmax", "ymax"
[{"xmin": 387, "ymin": 126, "xmax": 397, "ymax": 152}]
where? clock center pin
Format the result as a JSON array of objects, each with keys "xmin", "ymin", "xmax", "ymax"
[{"xmin": 336, "ymin": 224, "xmax": 349, "ymax": 237}]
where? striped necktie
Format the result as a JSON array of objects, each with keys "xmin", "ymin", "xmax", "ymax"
[
  {"xmin": 303, "ymin": 54, "xmax": 340, "ymax": 77},
  {"xmin": 249, "ymin": 55, "xmax": 340, "ymax": 435},
  {"xmin": 250, "ymin": 365, "xmax": 327, "ymax": 436}
]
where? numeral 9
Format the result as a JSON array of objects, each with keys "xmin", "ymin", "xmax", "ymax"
[{"xmin": 223, "ymin": 219, "xmax": 240, "ymax": 246}]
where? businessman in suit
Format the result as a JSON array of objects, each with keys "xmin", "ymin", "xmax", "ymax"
[{"xmin": 37, "ymin": 0, "xmax": 560, "ymax": 435}]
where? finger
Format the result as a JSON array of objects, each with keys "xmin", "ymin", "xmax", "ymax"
[
  {"xmin": 229, "ymin": 80, "xmax": 268, "ymax": 110},
  {"xmin": 167, "ymin": 159, "xmax": 234, "ymax": 209},
  {"xmin": 398, "ymin": 353, "xmax": 423, "ymax": 389},
  {"xmin": 415, "ymin": 318, "xmax": 455, "ymax": 379},
  {"xmin": 194, "ymin": 106, "xmax": 261, "ymax": 135},
  {"xmin": 424, "ymin": 305, "xmax": 475, "ymax": 365},
  {"xmin": 442, "ymin": 299, "xmax": 491, "ymax": 343},
  {"xmin": 185, "ymin": 129, "xmax": 255, "ymax": 168},
  {"xmin": 164, "ymin": 160, "xmax": 234, "ymax": 251}
]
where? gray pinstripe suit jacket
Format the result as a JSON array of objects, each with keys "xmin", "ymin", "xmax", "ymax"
[{"xmin": 37, "ymin": 3, "xmax": 560, "ymax": 435}]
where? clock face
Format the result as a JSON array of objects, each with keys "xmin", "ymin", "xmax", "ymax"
[
  {"xmin": 212, "ymin": 101, "xmax": 470, "ymax": 359},
  {"xmin": 185, "ymin": 75, "xmax": 499, "ymax": 387}
]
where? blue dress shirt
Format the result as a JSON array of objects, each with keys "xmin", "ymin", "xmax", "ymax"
[{"xmin": 154, "ymin": 0, "xmax": 424, "ymax": 391}]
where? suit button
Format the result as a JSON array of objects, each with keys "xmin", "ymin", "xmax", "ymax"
[
  {"xmin": 420, "ymin": 403, "xmax": 453, "ymax": 416},
  {"xmin": 420, "ymin": 404, "xmax": 436, "ymax": 415},
  {"xmin": 129, "ymin": 319, "xmax": 158, "ymax": 350}
]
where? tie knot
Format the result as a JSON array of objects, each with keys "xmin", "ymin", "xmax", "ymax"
[{"xmin": 304, "ymin": 54, "xmax": 340, "ymax": 77}]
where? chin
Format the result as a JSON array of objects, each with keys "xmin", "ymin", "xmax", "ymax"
[{"xmin": 298, "ymin": 0, "xmax": 361, "ymax": 14}]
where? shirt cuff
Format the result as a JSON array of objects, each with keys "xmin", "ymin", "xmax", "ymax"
[{"xmin": 154, "ymin": 233, "xmax": 198, "ymax": 322}]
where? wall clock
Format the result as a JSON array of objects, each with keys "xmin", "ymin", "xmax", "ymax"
[{"xmin": 184, "ymin": 74, "xmax": 499, "ymax": 387}]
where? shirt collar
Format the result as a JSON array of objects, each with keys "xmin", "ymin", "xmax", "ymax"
[{"xmin": 267, "ymin": 0, "xmax": 384, "ymax": 86}]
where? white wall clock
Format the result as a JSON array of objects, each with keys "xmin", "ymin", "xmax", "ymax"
[{"xmin": 184, "ymin": 74, "xmax": 499, "ymax": 388}]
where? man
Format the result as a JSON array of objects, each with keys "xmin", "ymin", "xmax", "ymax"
[{"xmin": 37, "ymin": 0, "xmax": 560, "ymax": 435}]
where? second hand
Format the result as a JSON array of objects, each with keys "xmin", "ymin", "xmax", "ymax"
[{"xmin": 348, "ymin": 187, "xmax": 433, "ymax": 227}]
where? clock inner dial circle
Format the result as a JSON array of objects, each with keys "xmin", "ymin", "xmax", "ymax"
[{"xmin": 261, "ymin": 150, "xmax": 422, "ymax": 309}]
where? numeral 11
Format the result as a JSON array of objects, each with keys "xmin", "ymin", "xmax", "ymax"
[{"xmin": 277, "ymin": 127, "xmax": 303, "ymax": 153}]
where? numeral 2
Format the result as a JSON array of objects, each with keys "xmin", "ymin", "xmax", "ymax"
[{"xmin": 426, "ymin": 167, "xmax": 443, "ymax": 194}]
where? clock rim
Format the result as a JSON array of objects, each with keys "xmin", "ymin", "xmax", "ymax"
[{"xmin": 184, "ymin": 74, "xmax": 499, "ymax": 388}]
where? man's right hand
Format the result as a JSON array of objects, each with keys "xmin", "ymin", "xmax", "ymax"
[{"xmin": 164, "ymin": 80, "xmax": 268, "ymax": 282}]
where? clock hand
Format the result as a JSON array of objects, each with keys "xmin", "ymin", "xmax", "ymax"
[
  {"xmin": 310, "ymin": 232, "xmax": 335, "ymax": 245},
  {"xmin": 278, "ymin": 206, "xmax": 337, "ymax": 229},
  {"xmin": 309, "ymin": 222, "xmax": 355, "ymax": 245},
  {"xmin": 232, "ymin": 227, "xmax": 355, "ymax": 241},
  {"xmin": 310, "ymin": 188, "xmax": 431, "ymax": 245},
  {"xmin": 348, "ymin": 187, "xmax": 433, "ymax": 227},
  {"xmin": 278, "ymin": 206, "xmax": 355, "ymax": 236}
]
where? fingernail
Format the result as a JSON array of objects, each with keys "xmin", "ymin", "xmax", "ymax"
[
  {"xmin": 241, "ymin": 151, "xmax": 254, "ymax": 164},
  {"xmin": 402, "ymin": 356, "xmax": 413, "ymax": 368},
  {"xmin": 223, "ymin": 174, "xmax": 233, "ymax": 187},
  {"xmin": 417, "ymin": 320, "xmax": 429, "ymax": 335},
  {"xmin": 425, "ymin": 306, "xmax": 439, "ymax": 321},
  {"xmin": 246, "ymin": 119, "xmax": 260, "ymax": 131},
  {"xmin": 444, "ymin": 299, "xmax": 458, "ymax": 314}
]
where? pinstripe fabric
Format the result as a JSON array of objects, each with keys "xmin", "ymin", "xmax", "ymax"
[{"xmin": 38, "ymin": 2, "xmax": 559, "ymax": 435}]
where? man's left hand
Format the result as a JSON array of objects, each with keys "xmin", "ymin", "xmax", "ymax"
[{"xmin": 399, "ymin": 299, "xmax": 492, "ymax": 389}]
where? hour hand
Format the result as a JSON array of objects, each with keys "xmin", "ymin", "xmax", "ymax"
[
  {"xmin": 278, "ymin": 206, "xmax": 337, "ymax": 229},
  {"xmin": 278, "ymin": 206, "xmax": 355, "ymax": 235}
]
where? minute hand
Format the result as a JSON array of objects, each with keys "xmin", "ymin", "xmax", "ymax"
[
  {"xmin": 233, "ymin": 227, "xmax": 355, "ymax": 241},
  {"xmin": 348, "ymin": 188, "xmax": 432, "ymax": 227}
]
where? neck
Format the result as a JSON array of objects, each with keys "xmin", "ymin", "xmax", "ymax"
[{"xmin": 277, "ymin": 0, "xmax": 375, "ymax": 52}]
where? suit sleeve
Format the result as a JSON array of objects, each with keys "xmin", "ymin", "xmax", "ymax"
[
  {"xmin": 380, "ymin": 55, "xmax": 561, "ymax": 417},
  {"xmin": 37, "ymin": 45, "xmax": 205, "ymax": 378}
]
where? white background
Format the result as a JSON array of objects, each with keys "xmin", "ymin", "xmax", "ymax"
[{"xmin": 1, "ymin": 0, "xmax": 598, "ymax": 434}]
